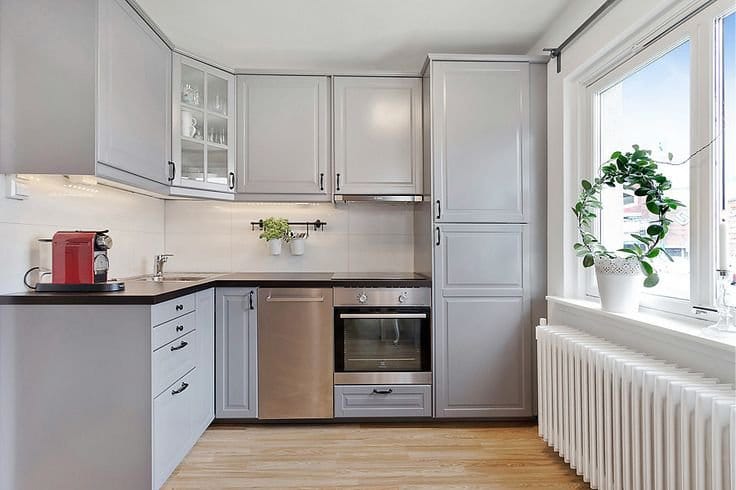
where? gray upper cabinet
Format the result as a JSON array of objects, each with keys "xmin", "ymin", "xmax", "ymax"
[
  {"xmin": 431, "ymin": 61, "xmax": 530, "ymax": 223},
  {"xmin": 171, "ymin": 54, "xmax": 236, "ymax": 195},
  {"xmin": 97, "ymin": 0, "xmax": 171, "ymax": 185},
  {"xmin": 0, "ymin": 0, "xmax": 172, "ymax": 190},
  {"xmin": 215, "ymin": 288, "xmax": 258, "ymax": 419},
  {"xmin": 237, "ymin": 76, "xmax": 330, "ymax": 200},
  {"xmin": 332, "ymin": 77, "xmax": 422, "ymax": 195},
  {"xmin": 433, "ymin": 224, "xmax": 532, "ymax": 418}
]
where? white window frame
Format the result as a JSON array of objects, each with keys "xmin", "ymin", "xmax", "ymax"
[{"xmin": 568, "ymin": 0, "xmax": 735, "ymax": 321}]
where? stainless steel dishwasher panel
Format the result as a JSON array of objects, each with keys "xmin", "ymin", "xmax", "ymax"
[{"xmin": 257, "ymin": 288, "xmax": 334, "ymax": 419}]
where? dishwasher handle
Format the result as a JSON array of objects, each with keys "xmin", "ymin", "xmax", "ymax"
[
  {"xmin": 265, "ymin": 295, "xmax": 325, "ymax": 303},
  {"xmin": 339, "ymin": 313, "xmax": 427, "ymax": 319}
]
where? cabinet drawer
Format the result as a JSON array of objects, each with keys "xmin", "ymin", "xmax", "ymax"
[
  {"xmin": 152, "ymin": 311, "xmax": 195, "ymax": 351},
  {"xmin": 334, "ymin": 384, "xmax": 431, "ymax": 418},
  {"xmin": 151, "ymin": 293, "xmax": 196, "ymax": 327},
  {"xmin": 154, "ymin": 368, "xmax": 196, "ymax": 489},
  {"xmin": 153, "ymin": 330, "xmax": 197, "ymax": 397}
]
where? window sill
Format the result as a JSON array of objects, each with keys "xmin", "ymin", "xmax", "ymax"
[{"xmin": 546, "ymin": 296, "xmax": 736, "ymax": 352}]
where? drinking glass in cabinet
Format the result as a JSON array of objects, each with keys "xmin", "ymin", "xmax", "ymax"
[
  {"xmin": 207, "ymin": 115, "xmax": 227, "ymax": 146},
  {"xmin": 207, "ymin": 74, "xmax": 228, "ymax": 116},
  {"xmin": 181, "ymin": 64, "xmax": 204, "ymax": 107}
]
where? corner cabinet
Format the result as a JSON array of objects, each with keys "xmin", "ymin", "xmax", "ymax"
[
  {"xmin": 171, "ymin": 55, "xmax": 236, "ymax": 195},
  {"xmin": 215, "ymin": 288, "xmax": 258, "ymax": 418},
  {"xmin": 433, "ymin": 224, "xmax": 533, "ymax": 418},
  {"xmin": 333, "ymin": 77, "xmax": 423, "ymax": 195},
  {"xmin": 0, "ymin": 0, "xmax": 172, "ymax": 191},
  {"xmin": 236, "ymin": 76, "xmax": 331, "ymax": 201},
  {"xmin": 431, "ymin": 61, "xmax": 530, "ymax": 223}
]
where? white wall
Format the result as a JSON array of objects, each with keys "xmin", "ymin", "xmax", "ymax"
[
  {"xmin": 0, "ymin": 175, "xmax": 165, "ymax": 293},
  {"xmin": 528, "ymin": 0, "xmax": 682, "ymax": 298},
  {"xmin": 163, "ymin": 200, "xmax": 415, "ymax": 273}
]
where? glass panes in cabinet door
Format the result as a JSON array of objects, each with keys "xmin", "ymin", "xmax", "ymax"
[
  {"xmin": 181, "ymin": 108, "xmax": 204, "ymax": 141},
  {"xmin": 181, "ymin": 140, "xmax": 205, "ymax": 182},
  {"xmin": 206, "ymin": 114, "xmax": 227, "ymax": 146},
  {"xmin": 207, "ymin": 147, "xmax": 228, "ymax": 185},
  {"xmin": 181, "ymin": 64, "xmax": 204, "ymax": 108},
  {"xmin": 207, "ymin": 73, "xmax": 228, "ymax": 116}
]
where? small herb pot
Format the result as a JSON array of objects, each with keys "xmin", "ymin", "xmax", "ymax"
[
  {"xmin": 289, "ymin": 238, "xmax": 305, "ymax": 256},
  {"xmin": 268, "ymin": 239, "xmax": 283, "ymax": 256}
]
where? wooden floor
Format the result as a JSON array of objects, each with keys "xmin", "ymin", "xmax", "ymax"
[{"xmin": 164, "ymin": 422, "xmax": 590, "ymax": 489}]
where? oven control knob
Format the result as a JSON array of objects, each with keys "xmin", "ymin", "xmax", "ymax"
[
  {"xmin": 398, "ymin": 292, "xmax": 408, "ymax": 304},
  {"xmin": 357, "ymin": 292, "xmax": 368, "ymax": 304}
]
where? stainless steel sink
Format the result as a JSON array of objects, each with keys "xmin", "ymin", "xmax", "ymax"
[{"xmin": 134, "ymin": 273, "xmax": 216, "ymax": 283}]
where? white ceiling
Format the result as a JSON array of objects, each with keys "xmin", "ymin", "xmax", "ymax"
[{"xmin": 136, "ymin": 0, "xmax": 569, "ymax": 73}]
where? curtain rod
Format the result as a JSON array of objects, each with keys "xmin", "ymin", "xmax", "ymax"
[{"xmin": 543, "ymin": 0, "xmax": 621, "ymax": 73}]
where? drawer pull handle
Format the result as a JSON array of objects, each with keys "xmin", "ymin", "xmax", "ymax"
[
  {"xmin": 372, "ymin": 388, "xmax": 393, "ymax": 395},
  {"xmin": 175, "ymin": 304, "xmax": 184, "ymax": 311},
  {"xmin": 175, "ymin": 325, "xmax": 184, "ymax": 332},
  {"xmin": 170, "ymin": 340, "xmax": 188, "ymax": 351},
  {"xmin": 171, "ymin": 382, "xmax": 189, "ymax": 395}
]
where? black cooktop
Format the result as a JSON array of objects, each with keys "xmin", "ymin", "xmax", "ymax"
[{"xmin": 331, "ymin": 272, "xmax": 429, "ymax": 281}]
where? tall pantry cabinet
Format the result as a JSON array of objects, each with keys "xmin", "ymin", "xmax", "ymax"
[{"xmin": 421, "ymin": 56, "xmax": 547, "ymax": 418}]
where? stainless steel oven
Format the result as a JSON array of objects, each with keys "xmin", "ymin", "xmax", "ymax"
[{"xmin": 333, "ymin": 287, "xmax": 431, "ymax": 385}]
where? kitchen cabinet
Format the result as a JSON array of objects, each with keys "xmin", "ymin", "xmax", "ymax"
[
  {"xmin": 332, "ymin": 77, "xmax": 422, "ymax": 195},
  {"xmin": 433, "ymin": 224, "xmax": 532, "ymax": 418},
  {"xmin": 0, "ymin": 288, "xmax": 215, "ymax": 490},
  {"xmin": 0, "ymin": 0, "xmax": 172, "ymax": 192},
  {"xmin": 431, "ymin": 61, "xmax": 530, "ymax": 223},
  {"xmin": 215, "ymin": 288, "xmax": 258, "ymax": 418},
  {"xmin": 171, "ymin": 54, "xmax": 236, "ymax": 194},
  {"xmin": 236, "ymin": 76, "xmax": 330, "ymax": 200}
]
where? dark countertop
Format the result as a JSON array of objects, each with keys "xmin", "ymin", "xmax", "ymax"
[{"xmin": 0, "ymin": 272, "xmax": 431, "ymax": 305}]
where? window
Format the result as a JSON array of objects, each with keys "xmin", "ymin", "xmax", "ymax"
[
  {"xmin": 579, "ymin": 0, "xmax": 736, "ymax": 316},
  {"xmin": 723, "ymin": 12, "xmax": 736, "ymax": 268},
  {"xmin": 598, "ymin": 42, "xmax": 691, "ymax": 300}
]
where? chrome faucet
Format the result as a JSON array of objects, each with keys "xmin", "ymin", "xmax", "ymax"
[{"xmin": 153, "ymin": 254, "xmax": 173, "ymax": 279}]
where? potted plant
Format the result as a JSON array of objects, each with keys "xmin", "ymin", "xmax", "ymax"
[
  {"xmin": 259, "ymin": 217, "xmax": 289, "ymax": 255},
  {"xmin": 573, "ymin": 145, "xmax": 685, "ymax": 313},
  {"xmin": 285, "ymin": 231, "xmax": 307, "ymax": 256}
]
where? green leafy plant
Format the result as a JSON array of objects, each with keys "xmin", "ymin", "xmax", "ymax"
[
  {"xmin": 572, "ymin": 145, "xmax": 685, "ymax": 288},
  {"xmin": 259, "ymin": 217, "xmax": 290, "ymax": 242}
]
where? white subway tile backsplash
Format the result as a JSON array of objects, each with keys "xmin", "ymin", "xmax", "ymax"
[{"xmin": 165, "ymin": 200, "xmax": 414, "ymax": 274}]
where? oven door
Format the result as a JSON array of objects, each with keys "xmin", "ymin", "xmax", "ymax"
[{"xmin": 334, "ymin": 307, "xmax": 431, "ymax": 382}]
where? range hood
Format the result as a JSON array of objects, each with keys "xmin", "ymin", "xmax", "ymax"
[{"xmin": 333, "ymin": 194, "xmax": 424, "ymax": 203}]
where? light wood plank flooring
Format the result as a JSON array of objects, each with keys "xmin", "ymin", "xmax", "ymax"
[{"xmin": 164, "ymin": 422, "xmax": 589, "ymax": 489}]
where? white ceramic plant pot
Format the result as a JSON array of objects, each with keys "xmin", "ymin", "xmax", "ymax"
[
  {"xmin": 289, "ymin": 238, "xmax": 305, "ymax": 256},
  {"xmin": 268, "ymin": 239, "xmax": 282, "ymax": 256},
  {"xmin": 594, "ymin": 255, "xmax": 643, "ymax": 314}
]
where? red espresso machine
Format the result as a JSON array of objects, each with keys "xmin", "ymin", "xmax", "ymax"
[{"xmin": 35, "ymin": 230, "xmax": 125, "ymax": 292}]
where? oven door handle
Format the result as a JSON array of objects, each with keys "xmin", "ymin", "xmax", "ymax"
[
  {"xmin": 266, "ymin": 296, "xmax": 324, "ymax": 303},
  {"xmin": 339, "ymin": 313, "xmax": 427, "ymax": 319}
]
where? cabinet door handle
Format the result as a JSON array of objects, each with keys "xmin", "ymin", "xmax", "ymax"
[
  {"xmin": 435, "ymin": 227, "xmax": 441, "ymax": 246},
  {"xmin": 175, "ymin": 325, "xmax": 184, "ymax": 332},
  {"xmin": 175, "ymin": 304, "xmax": 183, "ymax": 311},
  {"xmin": 248, "ymin": 290, "xmax": 254, "ymax": 310},
  {"xmin": 170, "ymin": 340, "xmax": 188, "ymax": 351},
  {"xmin": 336, "ymin": 173, "xmax": 341, "ymax": 192},
  {"xmin": 168, "ymin": 161, "xmax": 176, "ymax": 182},
  {"xmin": 319, "ymin": 173, "xmax": 325, "ymax": 191},
  {"xmin": 228, "ymin": 172, "xmax": 236, "ymax": 190},
  {"xmin": 171, "ymin": 382, "xmax": 189, "ymax": 395},
  {"xmin": 372, "ymin": 388, "xmax": 393, "ymax": 395},
  {"xmin": 436, "ymin": 200, "xmax": 441, "ymax": 219}
]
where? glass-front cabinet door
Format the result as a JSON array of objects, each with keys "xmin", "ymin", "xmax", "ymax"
[{"xmin": 172, "ymin": 54, "xmax": 236, "ymax": 193}]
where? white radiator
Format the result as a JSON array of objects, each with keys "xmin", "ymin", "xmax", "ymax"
[{"xmin": 536, "ymin": 324, "xmax": 736, "ymax": 490}]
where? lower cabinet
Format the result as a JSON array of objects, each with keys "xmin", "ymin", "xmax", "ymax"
[
  {"xmin": 433, "ymin": 224, "xmax": 533, "ymax": 418},
  {"xmin": 153, "ymin": 289, "xmax": 215, "ymax": 489},
  {"xmin": 334, "ymin": 385, "xmax": 432, "ymax": 418},
  {"xmin": 215, "ymin": 288, "xmax": 258, "ymax": 418}
]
